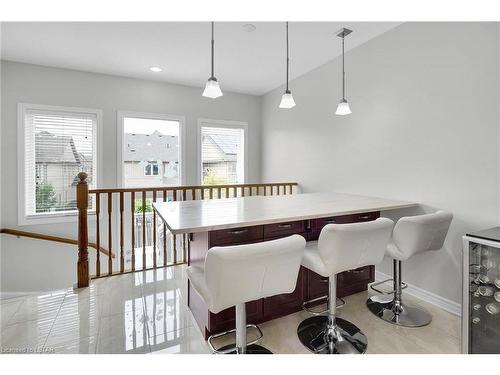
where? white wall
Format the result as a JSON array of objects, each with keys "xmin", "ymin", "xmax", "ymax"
[
  {"xmin": 261, "ymin": 22, "xmax": 500, "ymax": 304},
  {"xmin": 0, "ymin": 61, "xmax": 261, "ymax": 294}
]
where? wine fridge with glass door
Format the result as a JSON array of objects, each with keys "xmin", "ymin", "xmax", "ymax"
[{"xmin": 463, "ymin": 228, "xmax": 500, "ymax": 354}]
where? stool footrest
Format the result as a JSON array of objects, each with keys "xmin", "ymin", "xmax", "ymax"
[
  {"xmin": 370, "ymin": 278, "xmax": 407, "ymax": 295},
  {"xmin": 207, "ymin": 324, "xmax": 264, "ymax": 354},
  {"xmin": 302, "ymin": 295, "xmax": 346, "ymax": 316}
]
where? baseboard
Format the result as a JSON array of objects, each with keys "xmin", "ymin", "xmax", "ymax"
[
  {"xmin": 374, "ymin": 270, "xmax": 461, "ymax": 317},
  {"xmin": 0, "ymin": 291, "xmax": 38, "ymax": 300}
]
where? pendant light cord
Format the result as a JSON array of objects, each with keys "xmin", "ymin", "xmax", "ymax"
[
  {"xmin": 211, "ymin": 21, "xmax": 215, "ymax": 79},
  {"xmin": 342, "ymin": 36, "xmax": 345, "ymax": 101},
  {"xmin": 286, "ymin": 21, "xmax": 289, "ymax": 92}
]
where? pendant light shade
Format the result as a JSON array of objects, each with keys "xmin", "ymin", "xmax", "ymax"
[
  {"xmin": 279, "ymin": 22, "xmax": 296, "ymax": 109},
  {"xmin": 335, "ymin": 100, "xmax": 352, "ymax": 115},
  {"xmin": 203, "ymin": 22, "xmax": 223, "ymax": 99},
  {"xmin": 335, "ymin": 28, "xmax": 352, "ymax": 116},
  {"xmin": 279, "ymin": 90, "xmax": 296, "ymax": 109},
  {"xmin": 203, "ymin": 78, "xmax": 223, "ymax": 99}
]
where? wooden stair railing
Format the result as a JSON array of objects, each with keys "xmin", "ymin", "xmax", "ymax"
[
  {"xmin": 76, "ymin": 172, "xmax": 299, "ymax": 288},
  {"xmin": 0, "ymin": 228, "xmax": 114, "ymax": 258}
]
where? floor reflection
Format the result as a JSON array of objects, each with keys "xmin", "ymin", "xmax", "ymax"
[
  {"xmin": 96, "ymin": 266, "xmax": 197, "ymax": 353},
  {"xmin": 1, "ymin": 263, "xmax": 460, "ymax": 354}
]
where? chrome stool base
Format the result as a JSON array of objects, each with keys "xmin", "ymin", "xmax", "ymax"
[
  {"xmin": 218, "ymin": 344, "xmax": 272, "ymax": 354},
  {"xmin": 366, "ymin": 296, "xmax": 432, "ymax": 327},
  {"xmin": 297, "ymin": 316, "xmax": 368, "ymax": 354}
]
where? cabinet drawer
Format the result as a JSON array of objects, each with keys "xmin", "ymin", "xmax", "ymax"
[
  {"xmin": 312, "ymin": 216, "xmax": 343, "ymax": 231},
  {"xmin": 309, "ymin": 215, "xmax": 351, "ymax": 240},
  {"xmin": 264, "ymin": 220, "xmax": 305, "ymax": 239},
  {"xmin": 305, "ymin": 269, "xmax": 329, "ymax": 301},
  {"xmin": 337, "ymin": 265, "xmax": 373, "ymax": 285},
  {"xmin": 209, "ymin": 299, "xmax": 263, "ymax": 333},
  {"xmin": 352, "ymin": 212, "xmax": 379, "ymax": 222},
  {"xmin": 311, "ymin": 212, "xmax": 380, "ymax": 232},
  {"xmin": 209, "ymin": 225, "xmax": 263, "ymax": 246}
]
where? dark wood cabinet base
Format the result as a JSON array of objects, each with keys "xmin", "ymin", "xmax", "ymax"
[{"xmin": 187, "ymin": 211, "xmax": 379, "ymax": 340}]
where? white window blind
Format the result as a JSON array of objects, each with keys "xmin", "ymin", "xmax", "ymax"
[
  {"xmin": 24, "ymin": 108, "xmax": 97, "ymax": 217},
  {"xmin": 201, "ymin": 126, "xmax": 245, "ymax": 185}
]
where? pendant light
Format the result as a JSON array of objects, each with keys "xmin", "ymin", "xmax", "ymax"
[
  {"xmin": 202, "ymin": 22, "xmax": 223, "ymax": 99},
  {"xmin": 335, "ymin": 28, "xmax": 352, "ymax": 115},
  {"xmin": 279, "ymin": 22, "xmax": 296, "ymax": 109}
]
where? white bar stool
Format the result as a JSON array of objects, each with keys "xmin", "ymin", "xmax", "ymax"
[
  {"xmin": 367, "ymin": 210, "xmax": 453, "ymax": 327},
  {"xmin": 187, "ymin": 234, "xmax": 306, "ymax": 354},
  {"xmin": 297, "ymin": 218, "xmax": 394, "ymax": 354}
]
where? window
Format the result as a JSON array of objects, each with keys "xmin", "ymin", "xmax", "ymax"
[
  {"xmin": 118, "ymin": 112, "xmax": 185, "ymax": 188},
  {"xmin": 144, "ymin": 162, "xmax": 159, "ymax": 176},
  {"xmin": 18, "ymin": 103, "xmax": 101, "ymax": 224},
  {"xmin": 198, "ymin": 119, "xmax": 247, "ymax": 185}
]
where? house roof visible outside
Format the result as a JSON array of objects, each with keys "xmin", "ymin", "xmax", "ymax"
[
  {"xmin": 124, "ymin": 130, "xmax": 238, "ymax": 163},
  {"xmin": 208, "ymin": 133, "xmax": 239, "ymax": 155},
  {"xmin": 35, "ymin": 131, "xmax": 83, "ymax": 163},
  {"xmin": 124, "ymin": 130, "xmax": 179, "ymax": 162},
  {"xmin": 202, "ymin": 135, "xmax": 237, "ymax": 163}
]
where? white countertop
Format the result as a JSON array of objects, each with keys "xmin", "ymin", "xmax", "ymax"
[{"xmin": 153, "ymin": 192, "xmax": 417, "ymax": 235}]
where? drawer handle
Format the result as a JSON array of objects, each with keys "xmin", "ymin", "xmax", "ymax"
[
  {"xmin": 358, "ymin": 214, "xmax": 371, "ymax": 220},
  {"xmin": 324, "ymin": 219, "xmax": 336, "ymax": 224},
  {"xmin": 228, "ymin": 229, "xmax": 249, "ymax": 235},
  {"xmin": 348, "ymin": 267, "xmax": 366, "ymax": 274},
  {"xmin": 278, "ymin": 224, "xmax": 293, "ymax": 229}
]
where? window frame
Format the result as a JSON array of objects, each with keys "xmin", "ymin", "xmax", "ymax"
[
  {"xmin": 144, "ymin": 162, "xmax": 159, "ymax": 176},
  {"xmin": 17, "ymin": 103, "xmax": 103, "ymax": 225},
  {"xmin": 116, "ymin": 110, "xmax": 186, "ymax": 187},
  {"xmin": 197, "ymin": 118, "xmax": 248, "ymax": 185}
]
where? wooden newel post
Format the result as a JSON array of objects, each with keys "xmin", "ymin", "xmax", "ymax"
[{"xmin": 77, "ymin": 172, "xmax": 90, "ymax": 288}]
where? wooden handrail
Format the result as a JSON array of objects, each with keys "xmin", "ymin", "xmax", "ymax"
[
  {"xmin": 0, "ymin": 228, "xmax": 114, "ymax": 258},
  {"xmin": 88, "ymin": 182, "xmax": 298, "ymax": 194}
]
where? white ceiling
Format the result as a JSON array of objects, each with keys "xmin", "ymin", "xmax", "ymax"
[{"xmin": 1, "ymin": 22, "xmax": 400, "ymax": 96}]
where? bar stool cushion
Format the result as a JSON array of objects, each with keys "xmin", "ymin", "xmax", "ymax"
[
  {"xmin": 302, "ymin": 218, "xmax": 394, "ymax": 278},
  {"xmin": 187, "ymin": 234, "xmax": 306, "ymax": 314},
  {"xmin": 186, "ymin": 265, "xmax": 211, "ymax": 305},
  {"xmin": 388, "ymin": 210, "xmax": 453, "ymax": 261},
  {"xmin": 302, "ymin": 241, "xmax": 328, "ymax": 277}
]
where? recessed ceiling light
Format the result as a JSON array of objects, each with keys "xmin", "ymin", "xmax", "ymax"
[
  {"xmin": 149, "ymin": 66, "xmax": 163, "ymax": 72},
  {"xmin": 242, "ymin": 24, "xmax": 256, "ymax": 32}
]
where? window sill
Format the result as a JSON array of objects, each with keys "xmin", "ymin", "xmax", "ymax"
[{"xmin": 18, "ymin": 211, "xmax": 96, "ymax": 226}]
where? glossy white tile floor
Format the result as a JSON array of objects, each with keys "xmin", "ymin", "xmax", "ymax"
[
  {"xmin": 0, "ymin": 266, "xmax": 209, "ymax": 354},
  {"xmin": 0, "ymin": 265, "xmax": 460, "ymax": 354}
]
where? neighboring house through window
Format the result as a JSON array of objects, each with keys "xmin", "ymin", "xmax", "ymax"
[
  {"xmin": 199, "ymin": 119, "xmax": 247, "ymax": 185},
  {"xmin": 18, "ymin": 103, "xmax": 101, "ymax": 225},
  {"xmin": 118, "ymin": 111, "xmax": 185, "ymax": 188}
]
